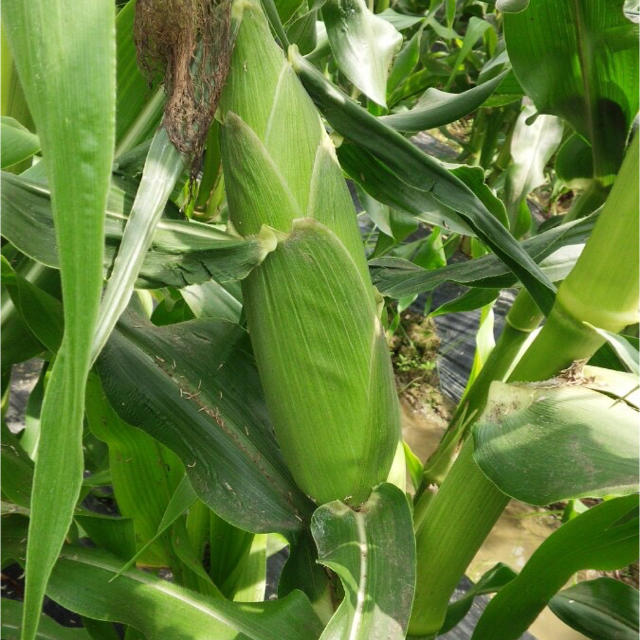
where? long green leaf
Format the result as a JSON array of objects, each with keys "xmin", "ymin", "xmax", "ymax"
[
  {"xmin": 1, "ymin": 256, "xmax": 63, "ymax": 353},
  {"xmin": 347, "ymin": 160, "xmax": 508, "ymax": 239},
  {"xmin": 1, "ymin": 513, "xmax": 29, "ymax": 567},
  {"xmin": 322, "ymin": 0, "xmax": 401, "ymax": 106},
  {"xmin": 504, "ymin": 102, "xmax": 563, "ymax": 234},
  {"xmin": 549, "ymin": 578, "xmax": 639, "ymax": 640},
  {"xmin": 85, "ymin": 373, "xmax": 184, "ymax": 566},
  {"xmin": 92, "ymin": 128, "xmax": 184, "ymax": 361},
  {"xmin": 2, "ymin": 4, "xmax": 116, "ymax": 639},
  {"xmin": 209, "ymin": 512, "xmax": 256, "ymax": 599},
  {"xmin": 504, "ymin": 0, "xmax": 639, "ymax": 177},
  {"xmin": 371, "ymin": 213, "xmax": 596, "ymax": 298},
  {"xmin": 387, "ymin": 30, "xmax": 421, "ymax": 96},
  {"xmin": 444, "ymin": 17, "xmax": 492, "ymax": 90},
  {"xmin": 46, "ymin": 546, "xmax": 323, "ymax": 640},
  {"xmin": 1, "ymin": 30, "xmax": 34, "ymax": 130},
  {"xmin": 311, "ymin": 483, "xmax": 415, "ymax": 639},
  {"xmin": 471, "ymin": 495, "xmax": 639, "ymax": 640},
  {"xmin": 585, "ymin": 323, "xmax": 640, "ymax": 376},
  {"xmin": 380, "ymin": 69, "xmax": 508, "ymax": 132},
  {"xmin": 111, "ymin": 474, "xmax": 198, "ymax": 578},
  {"xmin": 96, "ymin": 310, "xmax": 313, "ymax": 534},
  {"xmin": 114, "ymin": 0, "xmax": 163, "ymax": 153},
  {"xmin": 440, "ymin": 564, "xmax": 517, "ymax": 634},
  {"xmin": 1, "ymin": 421, "xmax": 35, "ymax": 509},
  {"xmin": 290, "ymin": 50, "xmax": 557, "ymax": 314},
  {"xmin": 337, "ymin": 143, "xmax": 473, "ymax": 235},
  {"xmin": 472, "ymin": 380, "xmax": 639, "ymax": 505},
  {"xmin": 555, "ymin": 133, "xmax": 595, "ymax": 187},
  {"xmin": 1, "ymin": 598, "xmax": 91, "ymax": 640},
  {"xmin": 74, "ymin": 514, "xmax": 137, "ymax": 562},
  {"xmin": 378, "ymin": 8, "xmax": 425, "ymax": 31},
  {"xmin": 1, "ymin": 172, "xmax": 265, "ymax": 289},
  {"xmin": 1, "ymin": 116, "xmax": 39, "ymax": 168}
]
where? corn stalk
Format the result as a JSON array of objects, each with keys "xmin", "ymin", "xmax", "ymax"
[{"xmin": 409, "ymin": 135, "xmax": 639, "ymax": 636}]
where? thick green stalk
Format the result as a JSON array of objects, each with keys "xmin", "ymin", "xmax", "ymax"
[
  {"xmin": 409, "ymin": 136, "xmax": 639, "ymax": 636},
  {"xmin": 412, "ymin": 438, "xmax": 509, "ymax": 635},
  {"xmin": 510, "ymin": 138, "xmax": 638, "ymax": 380},
  {"xmin": 455, "ymin": 289, "xmax": 541, "ymax": 422},
  {"xmin": 418, "ymin": 289, "xmax": 541, "ymax": 490},
  {"xmin": 419, "ymin": 167, "xmax": 616, "ymax": 492}
]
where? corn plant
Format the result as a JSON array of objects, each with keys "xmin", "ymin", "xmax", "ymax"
[{"xmin": 1, "ymin": 1, "xmax": 638, "ymax": 639}]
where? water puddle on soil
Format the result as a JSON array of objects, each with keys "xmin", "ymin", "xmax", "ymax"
[{"xmin": 401, "ymin": 399, "xmax": 588, "ymax": 640}]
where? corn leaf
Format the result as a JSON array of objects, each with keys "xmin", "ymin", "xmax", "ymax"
[
  {"xmin": 278, "ymin": 530, "xmax": 332, "ymax": 618},
  {"xmin": 2, "ymin": 514, "xmax": 29, "ymax": 567},
  {"xmin": 74, "ymin": 514, "xmax": 137, "ymax": 562},
  {"xmin": 111, "ymin": 474, "xmax": 199, "ymax": 578},
  {"xmin": 378, "ymin": 8, "xmax": 425, "ymax": 31},
  {"xmin": 1, "ymin": 4, "xmax": 116, "ymax": 639},
  {"xmin": 114, "ymin": 0, "xmax": 162, "ymax": 153},
  {"xmin": 555, "ymin": 133, "xmax": 595, "ymax": 187},
  {"xmin": 78, "ymin": 619, "xmax": 121, "ymax": 640},
  {"xmin": 439, "ymin": 564, "xmax": 517, "ymax": 634},
  {"xmin": 209, "ymin": 512, "xmax": 256, "ymax": 598},
  {"xmin": 181, "ymin": 280, "xmax": 243, "ymax": 322},
  {"xmin": 344, "ymin": 145, "xmax": 511, "ymax": 236},
  {"xmin": 96, "ymin": 310, "xmax": 314, "ymax": 534},
  {"xmin": 473, "ymin": 381, "xmax": 639, "ymax": 505},
  {"xmin": 462, "ymin": 302, "xmax": 495, "ymax": 396},
  {"xmin": 371, "ymin": 213, "xmax": 596, "ymax": 298},
  {"xmin": 322, "ymin": 0, "xmax": 402, "ymax": 106},
  {"xmin": 0, "ymin": 32, "xmax": 33, "ymax": 130},
  {"xmin": 444, "ymin": 17, "xmax": 493, "ymax": 90},
  {"xmin": 1, "ymin": 116, "xmax": 39, "ymax": 168},
  {"xmin": 387, "ymin": 30, "xmax": 421, "ymax": 96},
  {"xmin": 1, "ymin": 256, "xmax": 63, "ymax": 353},
  {"xmin": 504, "ymin": 0, "xmax": 639, "ymax": 177},
  {"xmin": 291, "ymin": 51, "xmax": 557, "ymax": 314},
  {"xmin": 429, "ymin": 287, "xmax": 499, "ymax": 316},
  {"xmin": 0, "ymin": 285, "xmax": 43, "ymax": 369},
  {"xmin": 1, "ymin": 422, "xmax": 35, "ymax": 509},
  {"xmin": 1, "ymin": 172, "xmax": 264, "ymax": 289},
  {"xmin": 85, "ymin": 373, "xmax": 184, "ymax": 566},
  {"xmin": 471, "ymin": 495, "xmax": 639, "ymax": 640},
  {"xmin": 585, "ymin": 323, "xmax": 640, "ymax": 376},
  {"xmin": 1, "ymin": 598, "xmax": 91, "ymax": 640},
  {"xmin": 497, "ymin": 0, "xmax": 529, "ymax": 12},
  {"xmin": 311, "ymin": 483, "xmax": 415, "ymax": 639},
  {"xmin": 504, "ymin": 103, "xmax": 563, "ymax": 234},
  {"xmin": 380, "ymin": 69, "xmax": 509, "ymax": 133},
  {"xmin": 549, "ymin": 578, "xmax": 639, "ymax": 640},
  {"xmin": 337, "ymin": 143, "xmax": 472, "ymax": 235},
  {"xmin": 46, "ymin": 546, "xmax": 323, "ymax": 640},
  {"xmin": 92, "ymin": 127, "xmax": 184, "ymax": 361},
  {"xmin": 228, "ymin": 534, "xmax": 268, "ymax": 603}
]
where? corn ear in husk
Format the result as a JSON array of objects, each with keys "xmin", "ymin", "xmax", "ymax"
[{"xmin": 219, "ymin": 0, "xmax": 400, "ymax": 505}]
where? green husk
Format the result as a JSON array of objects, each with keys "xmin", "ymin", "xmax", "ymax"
[{"xmin": 219, "ymin": 0, "xmax": 400, "ymax": 504}]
